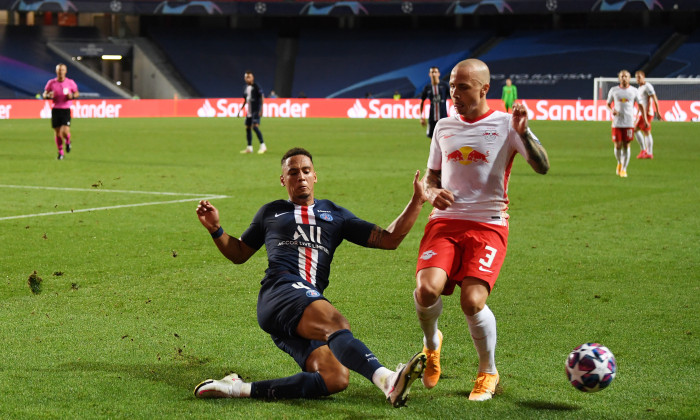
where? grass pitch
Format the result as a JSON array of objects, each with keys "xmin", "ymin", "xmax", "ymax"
[{"xmin": 0, "ymin": 117, "xmax": 698, "ymax": 419}]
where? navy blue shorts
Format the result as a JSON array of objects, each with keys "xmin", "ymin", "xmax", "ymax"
[
  {"xmin": 257, "ymin": 273, "xmax": 327, "ymax": 370},
  {"xmin": 245, "ymin": 115, "xmax": 261, "ymax": 126}
]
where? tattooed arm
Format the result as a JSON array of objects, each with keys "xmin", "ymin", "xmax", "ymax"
[
  {"xmin": 366, "ymin": 170, "xmax": 426, "ymax": 250},
  {"xmin": 512, "ymin": 103, "xmax": 550, "ymax": 175}
]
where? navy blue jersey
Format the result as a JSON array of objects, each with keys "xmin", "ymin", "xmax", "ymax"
[
  {"xmin": 241, "ymin": 199, "xmax": 375, "ymax": 294},
  {"xmin": 244, "ymin": 82, "xmax": 263, "ymax": 116},
  {"xmin": 421, "ymin": 81, "xmax": 449, "ymax": 122}
]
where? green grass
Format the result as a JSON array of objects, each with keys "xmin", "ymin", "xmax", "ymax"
[{"xmin": 0, "ymin": 117, "xmax": 698, "ymax": 419}]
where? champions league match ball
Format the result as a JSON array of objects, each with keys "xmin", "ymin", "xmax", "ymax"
[{"xmin": 565, "ymin": 343, "xmax": 617, "ymax": 392}]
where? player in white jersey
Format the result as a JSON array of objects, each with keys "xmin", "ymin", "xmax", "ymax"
[
  {"xmin": 413, "ymin": 59, "xmax": 549, "ymax": 402},
  {"xmin": 607, "ymin": 70, "xmax": 644, "ymax": 178},
  {"xmin": 634, "ymin": 71, "xmax": 661, "ymax": 159}
]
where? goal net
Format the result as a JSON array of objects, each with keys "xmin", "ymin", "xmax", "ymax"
[{"xmin": 593, "ymin": 77, "xmax": 700, "ymax": 121}]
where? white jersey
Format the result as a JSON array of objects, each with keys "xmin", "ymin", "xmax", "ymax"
[
  {"xmin": 637, "ymin": 82, "xmax": 657, "ymax": 117},
  {"xmin": 427, "ymin": 110, "xmax": 529, "ymax": 225},
  {"xmin": 607, "ymin": 85, "xmax": 639, "ymax": 128}
]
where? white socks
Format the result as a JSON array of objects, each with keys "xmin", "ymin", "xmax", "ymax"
[
  {"xmin": 635, "ymin": 130, "xmax": 646, "ymax": 151},
  {"xmin": 372, "ymin": 367, "xmax": 395, "ymax": 396},
  {"xmin": 466, "ymin": 305, "xmax": 497, "ymax": 374},
  {"xmin": 622, "ymin": 146, "xmax": 631, "ymax": 170},
  {"xmin": 646, "ymin": 133, "xmax": 654, "ymax": 155},
  {"xmin": 414, "ymin": 289, "xmax": 443, "ymax": 350}
]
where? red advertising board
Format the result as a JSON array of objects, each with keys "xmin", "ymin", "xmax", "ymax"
[{"xmin": 1, "ymin": 98, "xmax": 698, "ymax": 121}]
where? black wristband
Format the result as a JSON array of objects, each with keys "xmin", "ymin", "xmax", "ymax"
[{"xmin": 210, "ymin": 226, "xmax": 224, "ymax": 239}]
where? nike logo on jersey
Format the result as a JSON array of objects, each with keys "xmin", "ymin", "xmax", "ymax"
[
  {"xmin": 441, "ymin": 133, "xmax": 456, "ymax": 139},
  {"xmin": 275, "ymin": 212, "xmax": 290, "ymax": 217},
  {"xmin": 478, "ymin": 266, "xmax": 493, "ymax": 273}
]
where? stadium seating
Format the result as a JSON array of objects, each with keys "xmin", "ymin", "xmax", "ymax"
[
  {"xmin": 291, "ymin": 28, "xmax": 493, "ymax": 99},
  {"xmin": 650, "ymin": 29, "xmax": 700, "ymax": 77},
  {"xmin": 0, "ymin": 25, "xmax": 118, "ymax": 98},
  {"xmin": 478, "ymin": 28, "xmax": 676, "ymax": 100},
  {"xmin": 146, "ymin": 26, "xmax": 278, "ymax": 98}
]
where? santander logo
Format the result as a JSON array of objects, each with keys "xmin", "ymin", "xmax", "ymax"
[
  {"xmin": 197, "ymin": 99, "xmax": 216, "ymax": 117},
  {"xmin": 347, "ymin": 99, "xmax": 368, "ymax": 118},
  {"xmin": 664, "ymin": 101, "xmax": 688, "ymax": 122},
  {"xmin": 40, "ymin": 101, "xmax": 52, "ymax": 118}
]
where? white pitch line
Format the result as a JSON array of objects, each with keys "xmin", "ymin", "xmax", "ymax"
[
  {"xmin": 0, "ymin": 184, "xmax": 228, "ymax": 221},
  {"xmin": 0, "ymin": 184, "xmax": 206, "ymax": 196},
  {"xmin": 0, "ymin": 195, "xmax": 228, "ymax": 221}
]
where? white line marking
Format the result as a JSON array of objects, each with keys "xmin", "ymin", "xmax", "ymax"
[
  {"xmin": 0, "ymin": 184, "xmax": 206, "ymax": 196},
  {"xmin": 0, "ymin": 185, "xmax": 228, "ymax": 221}
]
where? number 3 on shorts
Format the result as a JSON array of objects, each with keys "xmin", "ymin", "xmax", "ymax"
[{"xmin": 478, "ymin": 245, "xmax": 497, "ymax": 270}]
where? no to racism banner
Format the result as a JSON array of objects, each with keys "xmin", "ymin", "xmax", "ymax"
[{"xmin": 1, "ymin": 98, "xmax": 698, "ymax": 122}]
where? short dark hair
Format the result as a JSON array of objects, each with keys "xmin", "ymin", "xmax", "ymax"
[{"xmin": 281, "ymin": 147, "xmax": 313, "ymax": 165}]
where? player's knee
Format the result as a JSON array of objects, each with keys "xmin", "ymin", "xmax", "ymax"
[
  {"xmin": 415, "ymin": 275, "xmax": 443, "ymax": 306},
  {"xmin": 460, "ymin": 292, "xmax": 487, "ymax": 316},
  {"xmin": 320, "ymin": 366, "xmax": 349, "ymax": 394},
  {"xmin": 327, "ymin": 313, "xmax": 351, "ymax": 335}
]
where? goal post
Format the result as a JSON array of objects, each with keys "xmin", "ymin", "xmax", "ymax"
[{"xmin": 593, "ymin": 77, "xmax": 700, "ymax": 121}]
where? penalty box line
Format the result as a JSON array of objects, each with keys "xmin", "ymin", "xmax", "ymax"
[{"xmin": 0, "ymin": 184, "xmax": 228, "ymax": 221}]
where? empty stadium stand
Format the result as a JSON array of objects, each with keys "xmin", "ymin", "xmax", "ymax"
[
  {"xmin": 651, "ymin": 29, "xmax": 700, "ymax": 77},
  {"xmin": 478, "ymin": 28, "xmax": 676, "ymax": 100},
  {"xmin": 145, "ymin": 26, "xmax": 278, "ymax": 98},
  {"xmin": 0, "ymin": 25, "xmax": 120, "ymax": 98},
  {"xmin": 291, "ymin": 28, "xmax": 493, "ymax": 99}
]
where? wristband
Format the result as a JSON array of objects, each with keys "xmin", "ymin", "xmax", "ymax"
[{"xmin": 210, "ymin": 226, "xmax": 224, "ymax": 239}]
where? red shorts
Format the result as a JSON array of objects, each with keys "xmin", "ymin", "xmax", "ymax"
[
  {"xmin": 635, "ymin": 116, "xmax": 651, "ymax": 132},
  {"xmin": 416, "ymin": 218, "xmax": 509, "ymax": 295},
  {"xmin": 611, "ymin": 127, "xmax": 634, "ymax": 143}
]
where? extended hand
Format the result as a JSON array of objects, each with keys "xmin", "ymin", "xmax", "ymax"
[
  {"xmin": 196, "ymin": 200, "xmax": 221, "ymax": 232},
  {"xmin": 511, "ymin": 103, "xmax": 529, "ymax": 135},
  {"xmin": 413, "ymin": 170, "xmax": 427, "ymax": 204}
]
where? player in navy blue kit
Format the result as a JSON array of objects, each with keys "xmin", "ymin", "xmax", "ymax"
[
  {"xmin": 420, "ymin": 67, "xmax": 449, "ymax": 139},
  {"xmin": 240, "ymin": 71, "xmax": 267, "ymax": 154},
  {"xmin": 194, "ymin": 147, "xmax": 427, "ymax": 407}
]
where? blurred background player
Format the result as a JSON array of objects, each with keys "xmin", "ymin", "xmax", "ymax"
[
  {"xmin": 501, "ymin": 78, "xmax": 517, "ymax": 113},
  {"xmin": 420, "ymin": 67, "xmax": 449, "ymax": 140},
  {"xmin": 607, "ymin": 70, "xmax": 644, "ymax": 177},
  {"xmin": 414, "ymin": 59, "xmax": 549, "ymax": 402},
  {"xmin": 634, "ymin": 71, "xmax": 661, "ymax": 159},
  {"xmin": 240, "ymin": 70, "xmax": 267, "ymax": 154},
  {"xmin": 43, "ymin": 63, "xmax": 79, "ymax": 160}
]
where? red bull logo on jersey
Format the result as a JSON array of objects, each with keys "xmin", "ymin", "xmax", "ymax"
[{"xmin": 446, "ymin": 146, "xmax": 490, "ymax": 165}]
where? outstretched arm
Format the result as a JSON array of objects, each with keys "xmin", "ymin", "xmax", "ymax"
[
  {"xmin": 196, "ymin": 200, "xmax": 256, "ymax": 264},
  {"xmin": 366, "ymin": 170, "xmax": 427, "ymax": 250},
  {"xmin": 511, "ymin": 103, "xmax": 549, "ymax": 175}
]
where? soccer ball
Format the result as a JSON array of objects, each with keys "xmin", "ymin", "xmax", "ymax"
[{"xmin": 565, "ymin": 343, "xmax": 616, "ymax": 392}]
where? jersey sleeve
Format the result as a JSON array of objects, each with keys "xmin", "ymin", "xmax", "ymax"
[
  {"xmin": 70, "ymin": 79, "xmax": 79, "ymax": 93},
  {"xmin": 427, "ymin": 122, "xmax": 443, "ymax": 170},
  {"xmin": 240, "ymin": 205, "xmax": 267, "ymax": 250},
  {"xmin": 513, "ymin": 85, "xmax": 518, "ymax": 100},
  {"xmin": 421, "ymin": 85, "xmax": 429, "ymax": 101},
  {"xmin": 44, "ymin": 79, "xmax": 53, "ymax": 92},
  {"xmin": 607, "ymin": 88, "xmax": 614, "ymax": 105},
  {"xmin": 339, "ymin": 207, "xmax": 375, "ymax": 247}
]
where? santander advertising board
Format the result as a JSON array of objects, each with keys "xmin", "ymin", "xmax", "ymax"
[{"xmin": 0, "ymin": 97, "xmax": 698, "ymax": 122}]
